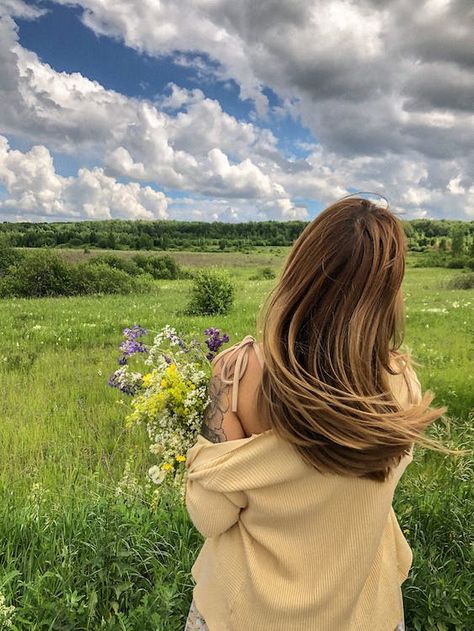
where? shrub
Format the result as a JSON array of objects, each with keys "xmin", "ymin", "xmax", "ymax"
[
  {"xmin": 184, "ymin": 268, "xmax": 235, "ymax": 316},
  {"xmin": 249, "ymin": 266, "xmax": 276, "ymax": 280},
  {"xmin": 411, "ymin": 253, "xmax": 447, "ymax": 268},
  {"xmin": 0, "ymin": 250, "xmax": 76, "ymax": 297},
  {"xmin": 73, "ymin": 262, "xmax": 153, "ymax": 295},
  {"xmin": 446, "ymin": 272, "xmax": 474, "ymax": 290},
  {"xmin": 0, "ymin": 250, "xmax": 153, "ymax": 298},
  {"xmin": 88, "ymin": 254, "xmax": 142, "ymax": 276},
  {"xmin": 0, "ymin": 245, "xmax": 23, "ymax": 277},
  {"xmin": 465, "ymin": 258, "xmax": 474, "ymax": 271},
  {"xmin": 131, "ymin": 254, "xmax": 182, "ymax": 279},
  {"xmin": 445, "ymin": 257, "xmax": 468, "ymax": 269}
]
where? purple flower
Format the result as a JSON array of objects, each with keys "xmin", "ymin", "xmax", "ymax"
[
  {"xmin": 162, "ymin": 354, "xmax": 172, "ymax": 365},
  {"xmin": 116, "ymin": 325, "xmax": 148, "ymax": 365},
  {"xmin": 123, "ymin": 325, "xmax": 148, "ymax": 341},
  {"xmin": 119, "ymin": 339, "xmax": 148, "ymax": 357},
  {"xmin": 204, "ymin": 328, "xmax": 230, "ymax": 359}
]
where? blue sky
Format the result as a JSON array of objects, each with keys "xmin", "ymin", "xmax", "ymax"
[{"xmin": 0, "ymin": 0, "xmax": 472, "ymax": 222}]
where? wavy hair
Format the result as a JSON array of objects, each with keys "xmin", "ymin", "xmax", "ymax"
[{"xmin": 255, "ymin": 196, "xmax": 468, "ymax": 482}]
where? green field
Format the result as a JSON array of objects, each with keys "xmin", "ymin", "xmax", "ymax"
[{"xmin": 0, "ymin": 251, "xmax": 472, "ymax": 629}]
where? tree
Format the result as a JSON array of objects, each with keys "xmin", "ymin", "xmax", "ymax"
[{"xmin": 450, "ymin": 227, "xmax": 465, "ymax": 256}]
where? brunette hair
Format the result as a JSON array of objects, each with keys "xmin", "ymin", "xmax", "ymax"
[{"xmin": 255, "ymin": 196, "xmax": 468, "ymax": 482}]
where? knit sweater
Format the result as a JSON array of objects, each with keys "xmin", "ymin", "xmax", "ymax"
[{"xmin": 185, "ymin": 339, "xmax": 420, "ymax": 631}]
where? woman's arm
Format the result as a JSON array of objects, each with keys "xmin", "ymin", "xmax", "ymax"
[{"xmin": 200, "ymin": 355, "xmax": 247, "ymax": 443}]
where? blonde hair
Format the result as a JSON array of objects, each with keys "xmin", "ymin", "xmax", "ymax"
[{"xmin": 256, "ymin": 196, "xmax": 469, "ymax": 482}]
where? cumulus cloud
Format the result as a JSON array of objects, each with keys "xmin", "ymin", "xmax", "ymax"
[
  {"xmin": 0, "ymin": 0, "xmax": 45, "ymax": 19},
  {"xmin": 47, "ymin": 0, "xmax": 473, "ymax": 214},
  {"xmin": 0, "ymin": 1, "xmax": 473, "ymax": 220},
  {"xmin": 0, "ymin": 15, "xmax": 305, "ymax": 219},
  {"xmin": 0, "ymin": 136, "xmax": 169, "ymax": 220}
]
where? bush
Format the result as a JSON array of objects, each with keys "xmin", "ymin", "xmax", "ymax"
[
  {"xmin": 465, "ymin": 258, "xmax": 474, "ymax": 271},
  {"xmin": 411, "ymin": 253, "xmax": 447, "ymax": 268},
  {"xmin": 73, "ymin": 262, "xmax": 152, "ymax": 295},
  {"xmin": 446, "ymin": 258, "xmax": 466, "ymax": 269},
  {"xmin": 249, "ymin": 266, "xmax": 276, "ymax": 280},
  {"xmin": 0, "ymin": 245, "xmax": 23, "ymax": 277},
  {"xmin": 0, "ymin": 250, "xmax": 77, "ymax": 297},
  {"xmin": 184, "ymin": 268, "xmax": 235, "ymax": 316},
  {"xmin": 131, "ymin": 254, "xmax": 182, "ymax": 279},
  {"xmin": 446, "ymin": 272, "xmax": 474, "ymax": 290},
  {"xmin": 88, "ymin": 254, "xmax": 142, "ymax": 276},
  {"xmin": 0, "ymin": 250, "xmax": 153, "ymax": 298},
  {"xmin": 445, "ymin": 257, "xmax": 468, "ymax": 269}
]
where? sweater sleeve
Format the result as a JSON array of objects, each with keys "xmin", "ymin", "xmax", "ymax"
[{"xmin": 185, "ymin": 476, "xmax": 248, "ymax": 538}]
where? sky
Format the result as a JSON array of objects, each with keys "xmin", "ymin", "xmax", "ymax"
[{"xmin": 0, "ymin": 0, "xmax": 472, "ymax": 223}]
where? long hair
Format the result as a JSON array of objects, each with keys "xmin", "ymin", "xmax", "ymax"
[{"xmin": 255, "ymin": 196, "xmax": 468, "ymax": 482}]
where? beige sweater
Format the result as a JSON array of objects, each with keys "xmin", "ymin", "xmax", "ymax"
[{"xmin": 185, "ymin": 341, "xmax": 420, "ymax": 630}]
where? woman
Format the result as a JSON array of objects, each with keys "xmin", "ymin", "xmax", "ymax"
[{"xmin": 184, "ymin": 196, "xmax": 460, "ymax": 630}]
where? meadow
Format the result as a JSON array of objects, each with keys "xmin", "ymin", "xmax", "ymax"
[{"xmin": 0, "ymin": 249, "xmax": 472, "ymax": 630}]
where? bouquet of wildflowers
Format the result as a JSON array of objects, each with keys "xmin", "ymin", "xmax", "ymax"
[{"xmin": 108, "ymin": 324, "xmax": 229, "ymax": 496}]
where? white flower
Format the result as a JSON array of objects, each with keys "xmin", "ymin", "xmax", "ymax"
[
  {"xmin": 0, "ymin": 591, "xmax": 15, "ymax": 627},
  {"xmin": 148, "ymin": 466, "xmax": 168, "ymax": 485},
  {"xmin": 150, "ymin": 443, "xmax": 164, "ymax": 456}
]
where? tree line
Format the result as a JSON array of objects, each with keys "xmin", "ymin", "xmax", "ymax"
[{"xmin": 0, "ymin": 218, "xmax": 473, "ymax": 253}]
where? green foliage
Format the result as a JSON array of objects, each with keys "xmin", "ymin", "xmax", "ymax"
[
  {"xmin": 446, "ymin": 272, "xmax": 474, "ymax": 290},
  {"xmin": 393, "ymin": 414, "xmax": 473, "ymax": 631},
  {"xmin": 184, "ymin": 268, "xmax": 235, "ymax": 315},
  {"xmin": 0, "ymin": 241, "xmax": 23, "ymax": 277},
  {"xmin": 0, "ymin": 250, "xmax": 77, "ymax": 298},
  {"xmin": 0, "ymin": 250, "xmax": 152, "ymax": 298},
  {"xmin": 249, "ymin": 266, "xmax": 276, "ymax": 280},
  {"xmin": 131, "ymin": 253, "xmax": 183, "ymax": 279},
  {"xmin": 74, "ymin": 262, "xmax": 153, "ymax": 295},
  {"xmin": 3, "ymin": 217, "xmax": 472, "ymax": 253},
  {"xmin": 446, "ymin": 258, "xmax": 468, "ymax": 269},
  {"xmin": 449, "ymin": 226, "xmax": 466, "ymax": 256},
  {"xmin": 88, "ymin": 253, "xmax": 143, "ymax": 276},
  {"xmin": 0, "ymin": 484, "xmax": 199, "ymax": 629}
]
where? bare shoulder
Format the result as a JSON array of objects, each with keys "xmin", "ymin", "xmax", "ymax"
[
  {"xmin": 200, "ymin": 354, "xmax": 247, "ymax": 443},
  {"xmin": 235, "ymin": 341, "xmax": 272, "ymax": 436}
]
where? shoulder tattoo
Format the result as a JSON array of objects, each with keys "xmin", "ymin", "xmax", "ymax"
[{"xmin": 201, "ymin": 374, "xmax": 230, "ymax": 443}]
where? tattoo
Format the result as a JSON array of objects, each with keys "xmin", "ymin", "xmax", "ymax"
[{"xmin": 201, "ymin": 374, "xmax": 230, "ymax": 443}]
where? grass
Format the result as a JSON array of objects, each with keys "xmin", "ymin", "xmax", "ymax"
[{"xmin": 0, "ymin": 252, "xmax": 472, "ymax": 629}]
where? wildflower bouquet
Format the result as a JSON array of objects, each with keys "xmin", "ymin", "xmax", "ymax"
[{"xmin": 108, "ymin": 324, "xmax": 229, "ymax": 496}]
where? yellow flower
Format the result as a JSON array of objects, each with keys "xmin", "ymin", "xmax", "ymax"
[
  {"xmin": 142, "ymin": 373, "xmax": 153, "ymax": 387},
  {"xmin": 161, "ymin": 462, "xmax": 173, "ymax": 471},
  {"xmin": 176, "ymin": 455, "xmax": 186, "ymax": 463}
]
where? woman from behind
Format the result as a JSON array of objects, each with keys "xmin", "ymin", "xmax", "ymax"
[{"xmin": 184, "ymin": 196, "xmax": 465, "ymax": 631}]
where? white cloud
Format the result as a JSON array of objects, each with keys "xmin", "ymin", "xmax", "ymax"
[
  {"xmin": 0, "ymin": 0, "xmax": 46, "ymax": 19},
  {"xmin": 0, "ymin": 15, "xmax": 302, "ymax": 219},
  {"xmin": 0, "ymin": 2, "xmax": 473, "ymax": 220},
  {"xmin": 0, "ymin": 136, "xmax": 169, "ymax": 220}
]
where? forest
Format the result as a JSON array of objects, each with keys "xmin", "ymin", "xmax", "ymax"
[{"xmin": 1, "ymin": 218, "xmax": 473, "ymax": 252}]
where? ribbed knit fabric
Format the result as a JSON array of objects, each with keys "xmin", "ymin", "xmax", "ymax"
[{"xmin": 185, "ymin": 340, "xmax": 420, "ymax": 631}]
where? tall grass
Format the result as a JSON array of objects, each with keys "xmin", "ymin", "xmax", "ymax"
[{"xmin": 0, "ymin": 254, "xmax": 472, "ymax": 629}]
